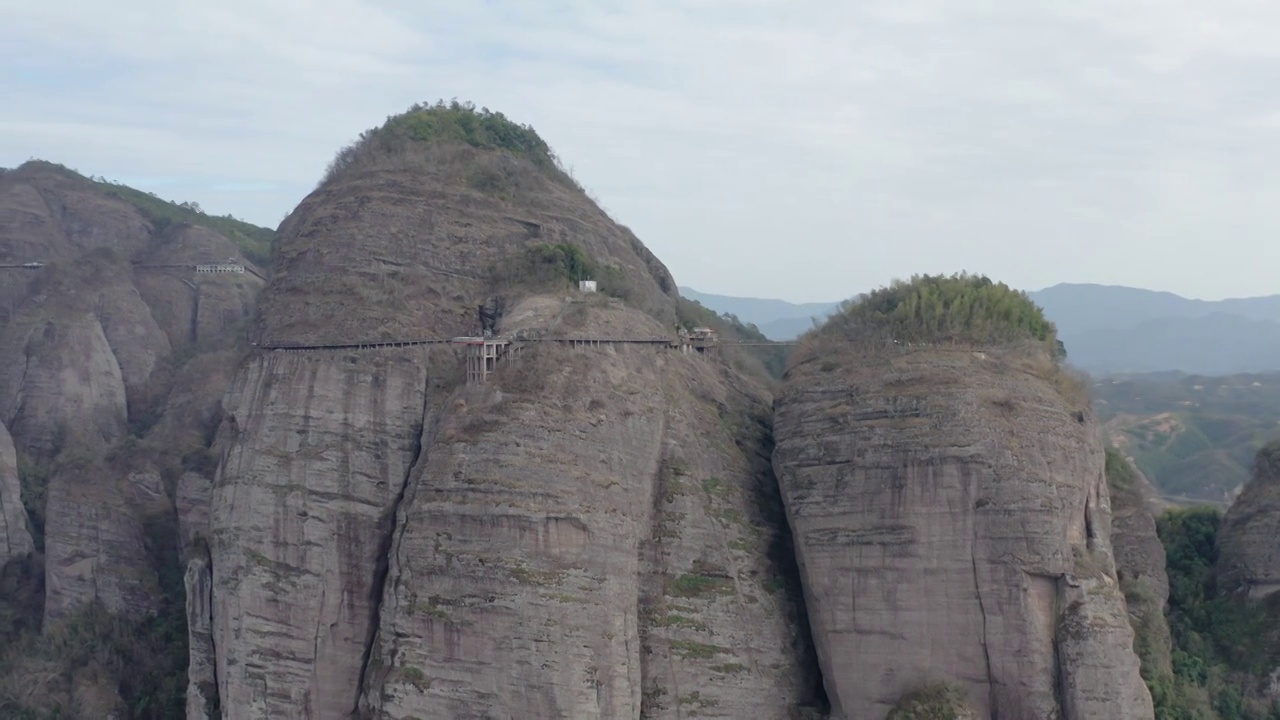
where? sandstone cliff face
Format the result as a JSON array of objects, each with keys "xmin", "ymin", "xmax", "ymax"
[
  {"xmin": 254, "ymin": 143, "xmax": 676, "ymax": 346},
  {"xmin": 186, "ymin": 551, "xmax": 218, "ymax": 718},
  {"xmin": 136, "ymin": 224, "xmax": 260, "ymax": 352},
  {"xmin": 0, "ymin": 305, "xmax": 130, "ymax": 453},
  {"xmin": 209, "ymin": 348, "xmax": 432, "ymax": 717},
  {"xmin": 1218, "ymin": 441, "xmax": 1280, "ymax": 599},
  {"xmin": 40, "ymin": 453, "xmax": 163, "ymax": 624},
  {"xmin": 207, "ymin": 299, "xmax": 820, "ymax": 720},
  {"xmin": 773, "ymin": 343, "xmax": 1153, "ymax": 720},
  {"xmin": 1106, "ymin": 449, "xmax": 1176, "ymax": 698},
  {"xmin": 355, "ymin": 300, "xmax": 818, "ymax": 720},
  {"xmin": 202, "ymin": 125, "xmax": 819, "ymax": 717},
  {"xmin": 0, "ymin": 420, "xmax": 34, "ymax": 565},
  {"xmin": 0, "ymin": 163, "xmax": 263, "ymax": 455},
  {"xmin": 0, "ymin": 161, "xmax": 267, "ymax": 716}
]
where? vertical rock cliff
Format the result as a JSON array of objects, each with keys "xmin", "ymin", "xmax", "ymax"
[
  {"xmin": 209, "ymin": 349, "xmax": 432, "ymax": 716},
  {"xmin": 772, "ymin": 275, "xmax": 1153, "ymax": 720},
  {"xmin": 0, "ymin": 160, "xmax": 267, "ymax": 716},
  {"xmin": 1218, "ymin": 440, "xmax": 1280, "ymax": 600},
  {"xmin": 355, "ymin": 301, "xmax": 818, "ymax": 719},
  {"xmin": 0, "ymin": 421, "xmax": 33, "ymax": 564},
  {"xmin": 203, "ymin": 103, "xmax": 820, "ymax": 719},
  {"xmin": 1106, "ymin": 448, "xmax": 1180, "ymax": 712}
]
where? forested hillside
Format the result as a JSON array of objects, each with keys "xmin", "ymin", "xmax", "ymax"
[{"xmin": 1095, "ymin": 373, "xmax": 1280, "ymax": 501}]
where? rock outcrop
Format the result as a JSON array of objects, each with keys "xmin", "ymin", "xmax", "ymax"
[
  {"xmin": 204, "ymin": 105, "xmax": 819, "ymax": 719},
  {"xmin": 40, "ymin": 452, "xmax": 162, "ymax": 623},
  {"xmin": 255, "ymin": 131, "xmax": 675, "ymax": 347},
  {"xmin": 0, "ymin": 307, "xmax": 130, "ymax": 453},
  {"xmin": 773, "ymin": 298, "xmax": 1153, "ymax": 719},
  {"xmin": 0, "ymin": 169, "xmax": 262, "ymax": 490},
  {"xmin": 355, "ymin": 300, "xmax": 819, "ymax": 719},
  {"xmin": 1218, "ymin": 440, "xmax": 1280, "ymax": 599},
  {"xmin": 1106, "ymin": 448, "xmax": 1176, "ymax": 700},
  {"xmin": 136, "ymin": 224, "xmax": 260, "ymax": 352},
  {"xmin": 210, "ymin": 349, "xmax": 432, "ymax": 717},
  {"xmin": 0, "ymin": 420, "xmax": 34, "ymax": 565},
  {"xmin": 0, "ymin": 161, "xmax": 269, "ymax": 716},
  {"xmin": 186, "ymin": 551, "xmax": 218, "ymax": 719}
]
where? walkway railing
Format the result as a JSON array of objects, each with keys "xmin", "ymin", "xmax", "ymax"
[{"xmin": 252, "ymin": 337, "xmax": 797, "ymax": 351}]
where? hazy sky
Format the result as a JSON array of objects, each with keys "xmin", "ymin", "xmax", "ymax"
[{"xmin": 4, "ymin": 1, "xmax": 1280, "ymax": 303}]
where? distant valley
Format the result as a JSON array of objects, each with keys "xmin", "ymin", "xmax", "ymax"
[{"xmin": 1093, "ymin": 371, "xmax": 1280, "ymax": 502}]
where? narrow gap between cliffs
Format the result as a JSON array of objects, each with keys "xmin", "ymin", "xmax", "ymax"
[
  {"xmin": 352, "ymin": 368, "xmax": 435, "ymax": 714},
  {"xmin": 971, "ymin": 508, "xmax": 996, "ymax": 717},
  {"xmin": 756, "ymin": 401, "xmax": 830, "ymax": 716}
]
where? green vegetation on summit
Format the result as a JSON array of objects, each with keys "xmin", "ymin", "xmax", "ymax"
[
  {"xmin": 322, "ymin": 99, "xmax": 578, "ymax": 189},
  {"xmin": 490, "ymin": 241, "xmax": 632, "ymax": 302},
  {"xmin": 822, "ymin": 272, "xmax": 1061, "ymax": 349}
]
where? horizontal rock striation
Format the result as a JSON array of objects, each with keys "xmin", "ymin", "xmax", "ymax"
[
  {"xmin": 774, "ymin": 342, "xmax": 1152, "ymax": 720},
  {"xmin": 357, "ymin": 302, "xmax": 819, "ymax": 719},
  {"xmin": 255, "ymin": 144, "xmax": 676, "ymax": 347},
  {"xmin": 209, "ymin": 349, "xmax": 432, "ymax": 718}
]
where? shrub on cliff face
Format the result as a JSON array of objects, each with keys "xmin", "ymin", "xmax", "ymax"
[
  {"xmin": 886, "ymin": 684, "xmax": 976, "ymax": 720},
  {"xmin": 823, "ymin": 272, "xmax": 1060, "ymax": 350}
]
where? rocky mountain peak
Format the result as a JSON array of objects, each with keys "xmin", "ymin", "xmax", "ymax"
[
  {"xmin": 0, "ymin": 164, "xmax": 271, "ymax": 716},
  {"xmin": 256, "ymin": 100, "xmax": 677, "ymax": 346},
  {"xmin": 774, "ymin": 274, "xmax": 1151, "ymax": 719}
]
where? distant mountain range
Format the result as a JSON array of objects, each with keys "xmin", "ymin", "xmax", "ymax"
[
  {"xmin": 680, "ymin": 283, "xmax": 1280, "ymax": 376},
  {"xmin": 677, "ymin": 287, "xmax": 842, "ymax": 341}
]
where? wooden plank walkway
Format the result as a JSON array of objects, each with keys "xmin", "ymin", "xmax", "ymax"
[
  {"xmin": 134, "ymin": 263, "xmax": 270, "ymax": 281},
  {"xmin": 254, "ymin": 337, "xmax": 796, "ymax": 351}
]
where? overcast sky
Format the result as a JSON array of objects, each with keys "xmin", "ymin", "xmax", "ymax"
[{"xmin": 4, "ymin": 1, "xmax": 1280, "ymax": 303}]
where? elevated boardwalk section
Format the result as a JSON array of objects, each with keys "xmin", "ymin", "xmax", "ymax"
[
  {"xmin": 252, "ymin": 334, "xmax": 796, "ymax": 385},
  {"xmin": 135, "ymin": 262, "xmax": 268, "ymax": 282}
]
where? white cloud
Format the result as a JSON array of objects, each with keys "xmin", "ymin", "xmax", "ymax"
[{"xmin": 3, "ymin": 0, "xmax": 1280, "ymax": 301}]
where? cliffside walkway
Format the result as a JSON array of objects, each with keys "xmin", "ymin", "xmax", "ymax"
[
  {"xmin": 254, "ymin": 338, "xmax": 796, "ymax": 351},
  {"xmin": 254, "ymin": 335, "xmax": 796, "ymax": 384},
  {"xmin": 134, "ymin": 263, "xmax": 269, "ymax": 282}
]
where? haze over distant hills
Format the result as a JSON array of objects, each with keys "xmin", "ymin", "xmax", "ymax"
[
  {"xmin": 677, "ymin": 287, "xmax": 842, "ymax": 340},
  {"xmin": 1032, "ymin": 284, "xmax": 1280, "ymax": 375},
  {"xmin": 681, "ymin": 283, "xmax": 1280, "ymax": 376}
]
